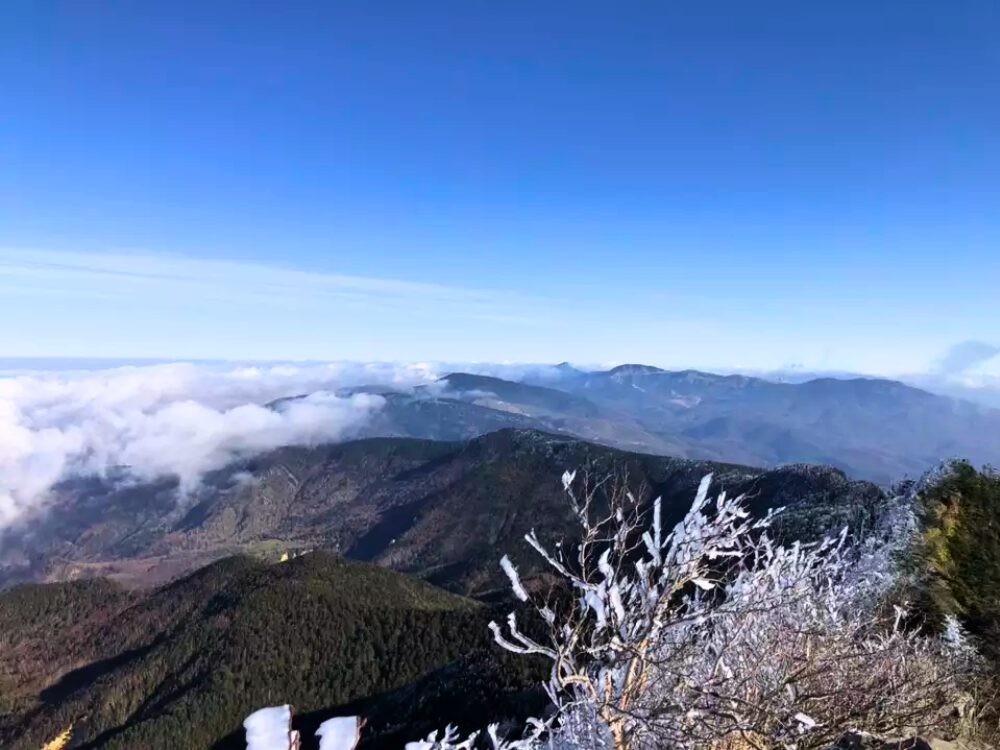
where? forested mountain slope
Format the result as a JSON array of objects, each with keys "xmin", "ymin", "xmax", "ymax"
[
  {"xmin": 0, "ymin": 553, "xmax": 539, "ymax": 750},
  {"xmin": 0, "ymin": 430, "xmax": 884, "ymax": 593}
]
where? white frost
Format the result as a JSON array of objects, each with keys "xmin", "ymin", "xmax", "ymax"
[
  {"xmin": 500, "ymin": 555, "xmax": 529, "ymax": 602},
  {"xmin": 244, "ymin": 705, "xmax": 293, "ymax": 750},
  {"xmin": 316, "ymin": 715, "xmax": 362, "ymax": 750}
]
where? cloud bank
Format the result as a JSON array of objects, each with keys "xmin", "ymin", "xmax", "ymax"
[
  {"xmin": 0, "ymin": 362, "xmax": 435, "ymax": 530},
  {"xmin": 0, "ymin": 360, "xmax": 578, "ymax": 531},
  {"xmin": 898, "ymin": 342, "xmax": 1000, "ymax": 409},
  {"xmin": 935, "ymin": 341, "xmax": 1000, "ymax": 375}
]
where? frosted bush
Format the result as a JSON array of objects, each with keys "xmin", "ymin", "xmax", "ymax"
[{"xmin": 479, "ymin": 471, "xmax": 979, "ymax": 749}]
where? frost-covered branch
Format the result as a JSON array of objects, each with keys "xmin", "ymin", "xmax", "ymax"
[{"xmin": 486, "ymin": 471, "xmax": 981, "ymax": 750}]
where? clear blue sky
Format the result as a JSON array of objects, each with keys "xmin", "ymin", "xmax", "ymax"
[{"xmin": 2, "ymin": 1, "xmax": 998, "ymax": 373}]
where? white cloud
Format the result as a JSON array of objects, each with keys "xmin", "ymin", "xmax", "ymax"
[
  {"xmin": 0, "ymin": 362, "xmax": 437, "ymax": 530},
  {"xmin": 0, "ymin": 359, "xmax": 578, "ymax": 531},
  {"xmin": 0, "ymin": 247, "xmax": 537, "ymax": 322},
  {"xmin": 0, "ymin": 248, "xmax": 594, "ymax": 363},
  {"xmin": 899, "ymin": 342, "xmax": 1000, "ymax": 410},
  {"xmin": 934, "ymin": 340, "xmax": 1000, "ymax": 375}
]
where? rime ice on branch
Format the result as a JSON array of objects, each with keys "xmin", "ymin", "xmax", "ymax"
[{"xmin": 485, "ymin": 471, "xmax": 979, "ymax": 750}]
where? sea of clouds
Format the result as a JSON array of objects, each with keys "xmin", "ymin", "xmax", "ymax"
[
  {"xmin": 6, "ymin": 351, "xmax": 1000, "ymax": 534},
  {"xmin": 0, "ymin": 360, "xmax": 569, "ymax": 531}
]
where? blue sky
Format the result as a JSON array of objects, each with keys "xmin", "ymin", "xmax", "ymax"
[{"xmin": 2, "ymin": 1, "xmax": 999, "ymax": 373}]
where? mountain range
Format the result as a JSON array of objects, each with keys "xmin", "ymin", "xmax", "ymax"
[
  {"xmin": 351, "ymin": 366, "xmax": 1000, "ymax": 485},
  {"xmin": 9, "ymin": 361, "xmax": 996, "ymax": 591},
  {"xmin": 4, "ymin": 363, "xmax": 1000, "ymax": 748}
]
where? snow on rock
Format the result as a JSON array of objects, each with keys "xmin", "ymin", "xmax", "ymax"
[
  {"xmin": 244, "ymin": 705, "xmax": 295, "ymax": 750},
  {"xmin": 316, "ymin": 716, "xmax": 362, "ymax": 750}
]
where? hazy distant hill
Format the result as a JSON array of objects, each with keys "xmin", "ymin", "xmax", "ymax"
[
  {"xmin": 0, "ymin": 429, "xmax": 884, "ymax": 594},
  {"xmin": 511, "ymin": 365, "xmax": 1000, "ymax": 483},
  {"xmin": 260, "ymin": 367, "xmax": 1000, "ymax": 485},
  {"xmin": 337, "ymin": 377, "xmax": 684, "ymax": 455}
]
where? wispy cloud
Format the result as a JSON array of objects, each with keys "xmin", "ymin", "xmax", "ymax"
[
  {"xmin": 934, "ymin": 340, "xmax": 1000, "ymax": 375},
  {"xmin": 0, "ymin": 246, "xmax": 718, "ymax": 369},
  {"xmin": 0, "ymin": 247, "xmax": 584, "ymax": 361},
  {"xmin": 0, "ymin": 247, "xmax": 519, "ymax": 314}
]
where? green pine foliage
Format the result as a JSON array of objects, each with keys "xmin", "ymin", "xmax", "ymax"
[
  {"xmin": 0, "ymin": 578, "xmax": 135, "ymax": 716},
  {"xmin": 910, "ymin": 461, "xmax": 1000, "ymax": 658},
  {"xmin": 0, "ymin": 553, "xmax": 537, "ymax": 750}
]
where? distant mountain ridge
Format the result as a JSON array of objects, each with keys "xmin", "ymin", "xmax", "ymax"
[
  {"xmin": 4, "ymin": 363, "xmax": 995, "ymax": 594},
  {"xmin": 507, "ymin": 365, "xmax": 1000, "ymax": 483},
  {"xmin": 258, "ymin": 365, "xmax": 1000, "ymax": 485}
]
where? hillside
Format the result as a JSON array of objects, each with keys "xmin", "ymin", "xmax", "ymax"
[
  {"xmin": 0, "ymin": 578, "xmax": 136, "ymax": 718},
  {"xmin": 0, "ymin": 429, "xmax": 885, "ymax": 594},
  {"xmin": 0, "ymin": 553, "xmax": 538, "ymax": 750},
  {"xmin": 338, "ymin": 377, "xmax": 683, "ymax": 456},
  {"xmin": 4, "ymin": 455, "xmax": 996, "ymax": 750}
]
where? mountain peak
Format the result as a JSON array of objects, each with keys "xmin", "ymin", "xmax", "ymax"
[
  {"xmin": 553, "ymin": 361, "xmax": 585, "ymax": 376},
  {"xmin": 606, "ymin": 364, "xmax": 666, "ymax": 376}
]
